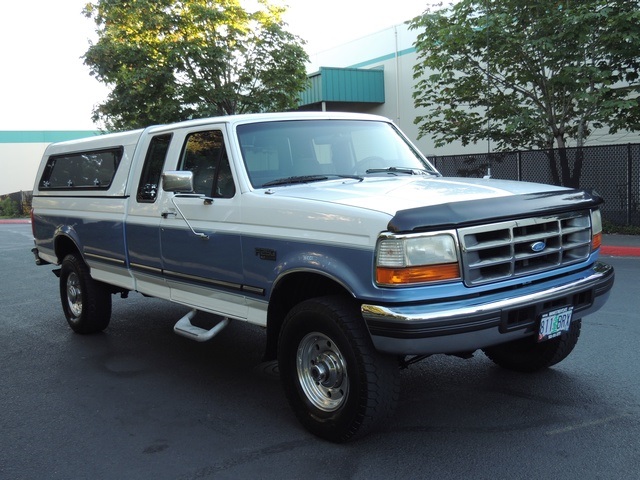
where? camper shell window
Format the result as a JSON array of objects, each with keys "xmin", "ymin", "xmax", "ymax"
[{"xmin": 39, "ymin": 147, "xmax": 123, "ymax": 190}]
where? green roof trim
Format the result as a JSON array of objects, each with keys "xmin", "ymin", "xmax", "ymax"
[
  {"xmin": 0, "ymin": 131, "xmax": 101, "ymax": 144},
  {"xmin": 299, "ymin": 67, "xmax": 385, "ymax": 106},
  {"xmin": 348, "ymin": 46, "xmax": 416, "ymax": 69}
]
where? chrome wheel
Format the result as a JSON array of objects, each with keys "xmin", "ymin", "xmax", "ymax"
[
  {"xmin": 296, "ymin": 332, "xmax": 349, "ymax": 412},
  {"xmin": 66, "ymin": 271, "xmax": 83, "ymax": 318}
]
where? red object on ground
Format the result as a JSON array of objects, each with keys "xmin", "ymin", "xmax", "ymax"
[
  {"xmin": 0, "ymin": 219, "xmax": 31, "ymax": 224},
  {"xmin": 600, "ymin": 245, "xmax": 640, "ymax": 257}
]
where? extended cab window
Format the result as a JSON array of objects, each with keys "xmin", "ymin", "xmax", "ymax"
[
  {"xmin": 179, "ymin": 130, "xmax": 235, "ymax": 198},
  {"xmin": 40, "ymin": 147, "xmax": 122, "ymax": 190},
  {"xmin": 137, "ymin": 133, "xmax": 172, "ymax": 202}
]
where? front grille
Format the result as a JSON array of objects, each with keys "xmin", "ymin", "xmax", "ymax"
[{"xmin": 458, "ymin": 211, "xmax": 592, "ymax": 286}]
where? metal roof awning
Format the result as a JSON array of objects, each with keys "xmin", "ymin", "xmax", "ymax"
[{"xmin": 299, "ymin": 67, "xmax": 385, "ymax": 108}]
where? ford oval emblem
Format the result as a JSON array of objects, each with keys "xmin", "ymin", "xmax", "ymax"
[{"xmin": 531, "ymin": 241, "xmax": 546, "ymax": 253}]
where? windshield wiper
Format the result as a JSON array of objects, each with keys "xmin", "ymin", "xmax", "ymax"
[
  {"xmin": 262, "ymin": 175, "xmax": 328, "ymax": 187},
  {"xmin": 333, "ymin": 174, "xmax": 364, "ymax": 181},
  {"xmin": 365, "ymin": 166, "xmax": 436, "ymax": 176},
  {"xmin": 262, "ymin": 174, "xmax": 363, "ymax": 188}
]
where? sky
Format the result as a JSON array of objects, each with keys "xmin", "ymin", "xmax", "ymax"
[{"xmin": 0, "ymin": 0, "xmax": 434, "ymax": 131}]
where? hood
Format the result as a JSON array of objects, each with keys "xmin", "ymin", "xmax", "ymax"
[{"xmin": 267, "ymin": 176, "xmax": 569, "ymax": 216}]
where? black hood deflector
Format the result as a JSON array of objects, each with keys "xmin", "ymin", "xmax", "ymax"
[{"xmin": 387, "ymin": 190, "xmax": 603, "ymax": 233}]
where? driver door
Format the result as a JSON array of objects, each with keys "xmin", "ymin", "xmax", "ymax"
[{"xmin": 159, "ymin": 126, "xmax": 247, "ymax": 319}]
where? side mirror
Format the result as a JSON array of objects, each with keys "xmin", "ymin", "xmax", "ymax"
[{"xmin": 162, "ymin": 171, "xmax": 193, "ymax": 193}]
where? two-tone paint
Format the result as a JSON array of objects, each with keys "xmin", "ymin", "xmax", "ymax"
[{"xmin": 31, "ymin": 112, "xmax": 614, "ymax": 357}]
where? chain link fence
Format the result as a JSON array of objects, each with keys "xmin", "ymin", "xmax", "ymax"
[{"xmin": 429, "ymin": 143, "xmax": 640, "ymax": 227}]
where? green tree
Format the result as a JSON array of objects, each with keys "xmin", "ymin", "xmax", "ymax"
[
  {"xmin": 0, "ymin": 197, "xmax": 20, "ymax": 218},
  {"xmin": 410, "ymin": 0, "xmax": 640, "ymax": 187},
  {"xmin": 83, "ymin": 0, "xmax": 309, "ymax": 131}
]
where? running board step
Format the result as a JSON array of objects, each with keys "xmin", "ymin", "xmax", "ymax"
[{"xmin": 173, "ymin": 309, "xmax": 230, "ymax": 342}]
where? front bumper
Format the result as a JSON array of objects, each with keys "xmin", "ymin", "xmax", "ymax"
[{"xmin": 361, "ymin": 262, "xmax": 614, "ymax": 355}]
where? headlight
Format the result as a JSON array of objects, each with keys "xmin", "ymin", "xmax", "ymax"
[
  {"xmin": 376, "ymin": 233, "xmax": 461, "ymax": 286},
  {"xmin": 591, "ymin": 209, "xmax": 602, "ymax": 251}
]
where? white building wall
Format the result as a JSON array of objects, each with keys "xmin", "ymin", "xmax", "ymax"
[
  {"xmin": 308, "ymin": 23, "xmax": 477, "ymax": 157},
  {"xmin": 0, "ymin": 143, "xmax": 48, "ymax": 195},
  {"xmin": 309, "ymin": 22, "xmax": 640, "ymax": 158}
]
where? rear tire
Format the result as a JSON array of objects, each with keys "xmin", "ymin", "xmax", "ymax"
[
  {"xmin": 278, "ymin": 296, "xmax": 399, "ymax": 442},
  {"xmin": 59, "ymin": 253, "xmax": 111, "ymax": 334},
  {"xmin": 483, "ymin": 319, "xmax": 581, "ymax": 372}
]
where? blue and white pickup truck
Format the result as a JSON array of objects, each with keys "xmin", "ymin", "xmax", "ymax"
[{"xmin": 31, "ymin": 112, "xmax": 614, "ymax": 441}]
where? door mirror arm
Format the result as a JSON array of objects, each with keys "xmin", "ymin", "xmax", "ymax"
[{"xmin": 169, "ymin": 195, "xmax": 209, "ymax": 240}]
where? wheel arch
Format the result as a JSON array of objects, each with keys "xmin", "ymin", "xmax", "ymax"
[
  {"xmin": 263, "ymin": 270, "xmax": 357, "ymax": 361},
  {"xmin": 54, "ymin": 233, "xmax": 83, "ymax": 265}
]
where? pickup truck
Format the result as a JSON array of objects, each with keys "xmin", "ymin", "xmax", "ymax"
[{"xmin": 31, "ymin": 111, "xmax": 614, "ymax": 442}]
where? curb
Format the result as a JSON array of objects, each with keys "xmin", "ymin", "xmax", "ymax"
[
  {"xmin": 0, "ymin": 219, "xmax": 31, "ymax": 224},
  {"xmin": 600, "ymin": 245, "xmax": 640, "ymax": 257}
]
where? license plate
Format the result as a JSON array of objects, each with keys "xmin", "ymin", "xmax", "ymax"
[{"xmin": 538, "ymin": 306, "xmax": 573, "ymax": 342}]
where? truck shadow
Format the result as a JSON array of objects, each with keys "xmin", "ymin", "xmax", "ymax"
[{"xmin": 65, "ymin": 292, "xmax": 613, "ymax": 445}]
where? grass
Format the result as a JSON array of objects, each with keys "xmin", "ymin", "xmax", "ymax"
[{"xmin": 603, "ymin": 220, "xmax": 640, "ymax": 236}]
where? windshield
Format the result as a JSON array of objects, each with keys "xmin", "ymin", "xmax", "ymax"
[{"xmin": 236, "ymin": 119, "xmax": 439, "ymax": 188}]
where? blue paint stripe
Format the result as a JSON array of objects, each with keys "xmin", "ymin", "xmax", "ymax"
[
  {"xmin": 0, "ymin": 131, "xmax": 101, "ymax": 144},
  {"xmin": 347, "ymin": 46, "xmax": 416, "ymax": 69}
]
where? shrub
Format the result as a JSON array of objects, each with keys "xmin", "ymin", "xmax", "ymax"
[{"xmin": 0, "ymin": 197, "xmax": 20, "ymax": 218}]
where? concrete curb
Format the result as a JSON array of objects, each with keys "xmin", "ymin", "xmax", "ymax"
[
  {"xmin": 0, "ymin": 219, "xmax": 31, "ymax": 224},
  {"xmin": 600, "ymin": 245, "xmax": 640, "ymax": 257}
]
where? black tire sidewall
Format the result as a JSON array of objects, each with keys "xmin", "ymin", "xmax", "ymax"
[
  {"xmin": 278, "ymin": 298, "xmax": 374, "ymax": 442},
  {"xmin": 59, "ymin": 254, "xmax": 111, "ymax": 334}
]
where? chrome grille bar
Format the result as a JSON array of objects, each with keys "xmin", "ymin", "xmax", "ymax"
[{"xmin": 458, "ymin": 211, "xmax": 592, "ymax": 286}]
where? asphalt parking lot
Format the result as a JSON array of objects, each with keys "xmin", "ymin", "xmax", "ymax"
[{"xmin": 1, "ymin": 223, "xmax": 639, "ymax": 479}]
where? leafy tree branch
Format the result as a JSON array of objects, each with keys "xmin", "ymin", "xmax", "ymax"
[{"xmin": 83, "ymin": 0, "xmax": 309, "ymax": 131}]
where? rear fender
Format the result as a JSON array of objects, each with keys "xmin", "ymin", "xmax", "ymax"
[{"xmin": 54, "ymin": 225, "xmax": 83, "ymax": 264}]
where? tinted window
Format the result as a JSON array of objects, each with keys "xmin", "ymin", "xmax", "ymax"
[
  {"xmin": 40, "ymin": 148, "xmax": 122, "ymax": 190},
  {"xmin": 179, "ymin": 130, "xmax": 235, "ymax": 198},
  {"xmin": 137, "ymin": 134, "xmax": 172, "ymax": 202}
]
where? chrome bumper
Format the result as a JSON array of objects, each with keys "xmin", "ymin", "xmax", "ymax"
[{"xmin": 361, "ymin": 262, "xmax": 614, "ymax": 355}]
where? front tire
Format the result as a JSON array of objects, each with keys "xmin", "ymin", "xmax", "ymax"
[
  {"xmin": 59, "ymin": 253, "xmax": 112, "ymax": 334},
  {"xmin": 483, "ymin": 319, "xmax": 581, "ymax": 372},
  {"xmin": 278, "ymin": 296, "xmax": 399, "ymax": 442}
]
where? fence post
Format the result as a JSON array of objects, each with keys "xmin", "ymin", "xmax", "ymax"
[
  {"xmin": 517, "ymin": 151, "xmax": 522, "ymax": 181},
  {"xmin": 628, "ymin": 143, "xmax": 633, "ymax": 226}
]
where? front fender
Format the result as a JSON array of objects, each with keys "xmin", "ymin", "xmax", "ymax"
[{"xmin": 268, "ymin": 246, "xmax": 373, "ymax": 298}]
